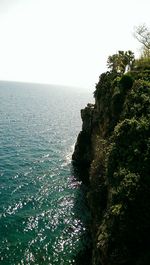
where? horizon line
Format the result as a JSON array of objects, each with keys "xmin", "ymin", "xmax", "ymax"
[{"xmin": 0, "ymin": 79, "xmax": 91, "ymax": 90}]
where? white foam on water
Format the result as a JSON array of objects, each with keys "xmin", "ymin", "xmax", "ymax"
[
  {"xmin": 65, "ymin": 144, "xmax": 75, "ymax": 163},
  {"xmin": 62, "ymin": 144, "xmax": 75, "ymax": 167}
]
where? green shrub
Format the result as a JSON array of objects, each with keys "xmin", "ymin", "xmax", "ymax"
[
  {"xmin": 123, "ymin": 80, "xmax": 150, "ymax": 119},
  {"xmin": 134, "ymin": 57, "xmax": 150, "ymax": 70},
  {"xmin": 119, "ymin": 74, "xmax": 134, "ymax": 90},
  {"xmin": 107, "ymin": 118, "xmax": 150, "ymax": 181}
]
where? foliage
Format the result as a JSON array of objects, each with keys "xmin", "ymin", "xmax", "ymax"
[
  {"xmin": 94, "ymin": 71, "xmax": 117, "ymax": 99},
  {"xmin": 94, "ymin": 71, "xmax": 119, "ymax": 133},
  {"xmin": 123, "ymin": 80, "xmax": 150, "ymax": 119},
  {"xmin": 134, "ymin": 57, "xmax": 150, "ymax": 70},
  {"xmin": 91, "ymin": 56, "xmax": 150, "ymax": 264},
  {"xmin": 74, "ymin": 50, "xmax": 150, "ymax": 264},
  {"xmin": 112, "ymin": 169, "xmax": 140, "ymax": 203},
  {"xmin": 97, "ymin": 116, "xmax": 150, "ymax": 264},
  {"xmin": 107, "ymin": 50, "xmax": 135, "ymax": 73},
  {"xmin": 107, "ymin": 118, "xmax": 150, "ymax": 176},
  {"xmin": 141, "ymin": 46, "xmax": 150, "ymax": 58},
  {"xmin": 119, "ymin": 74, "xmax": 134, "ymax": 90},
  {"xmin": 89, "ymin": 137, "xmax": 108, "ymax": 221},
  {"xmin": 90, "ymin": 137, "xmax": 107, "ymax": 177}
]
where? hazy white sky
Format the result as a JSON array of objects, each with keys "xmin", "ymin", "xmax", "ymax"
[{"xmin": 0, "ymin": 0, "xmax": 149, "ymax": 89}]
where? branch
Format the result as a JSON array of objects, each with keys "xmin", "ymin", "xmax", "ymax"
[{"xmin": 134, "ymin": 24, "xmax": 150, "ymax": 50}]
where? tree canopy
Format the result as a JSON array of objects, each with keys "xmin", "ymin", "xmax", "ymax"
[{"xmin": 107, "ymin": 50, "xmax": 135, "ymax": 73}]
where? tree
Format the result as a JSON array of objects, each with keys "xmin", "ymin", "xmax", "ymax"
[
  {"xmin": 134, "ymin": 24, "xmax": 150, "ymax": 50},
  {"xmin": 124, "ymin": 50, "xmax": 135, "ymax": 71},
  {"xmin": 107, "ymin": 50, "xmax": 135, "ymax": 73}
]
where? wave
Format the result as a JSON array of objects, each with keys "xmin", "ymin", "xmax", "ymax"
[{"xmin": 62, "ymin": 144, "xmax": 75, "ymax": 167}]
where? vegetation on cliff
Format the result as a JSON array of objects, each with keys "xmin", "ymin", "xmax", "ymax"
[{"xmin": 73, "ymin": 28, "xmax": 150, "ymax": 265}]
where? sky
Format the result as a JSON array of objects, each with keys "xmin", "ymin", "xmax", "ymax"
[{"xmin": 0, "ymin": 0, "xmax": 149, "ymax": 90}]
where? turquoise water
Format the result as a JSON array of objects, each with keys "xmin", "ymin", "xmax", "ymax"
[{"xmin": 0, "ymin": 82, "xmax": 91, "ymax": 265}]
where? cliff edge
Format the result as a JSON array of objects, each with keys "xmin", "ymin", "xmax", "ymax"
[{"xmin": 72, "ymin": 55, "xmax": 150, "ymax": 265}]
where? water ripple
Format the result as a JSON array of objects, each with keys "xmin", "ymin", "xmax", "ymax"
[{"xmin": 0, "ymin": 83, "xmax": 92, "ymax": 265}]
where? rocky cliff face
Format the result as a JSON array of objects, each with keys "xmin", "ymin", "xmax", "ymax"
[
  {"xmin": 72, "ymin": 66, "xmax": 150, "ymax": 265},
  {"xmin": 72, "ymin": 104, "xmax": 94, "ymax": 168}
]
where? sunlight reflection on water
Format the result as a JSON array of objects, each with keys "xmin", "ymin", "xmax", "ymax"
[{"xmin": 0, "ymin": 82, "xmax": 92, "ymax": 264}]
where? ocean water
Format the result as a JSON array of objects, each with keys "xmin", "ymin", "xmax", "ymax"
[{"xmin": 0, "ymin": 81, "xmax": 92, "ymax": 265}]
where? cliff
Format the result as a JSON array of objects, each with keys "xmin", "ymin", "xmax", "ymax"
[{"xmin": 72, "ymin": 57, "xmax": 150, "ymax": 265}]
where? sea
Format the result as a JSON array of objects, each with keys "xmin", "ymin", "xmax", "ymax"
[{"xmin": 0, "ymin": 81, "xmax": 92, "ymax": 265}]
